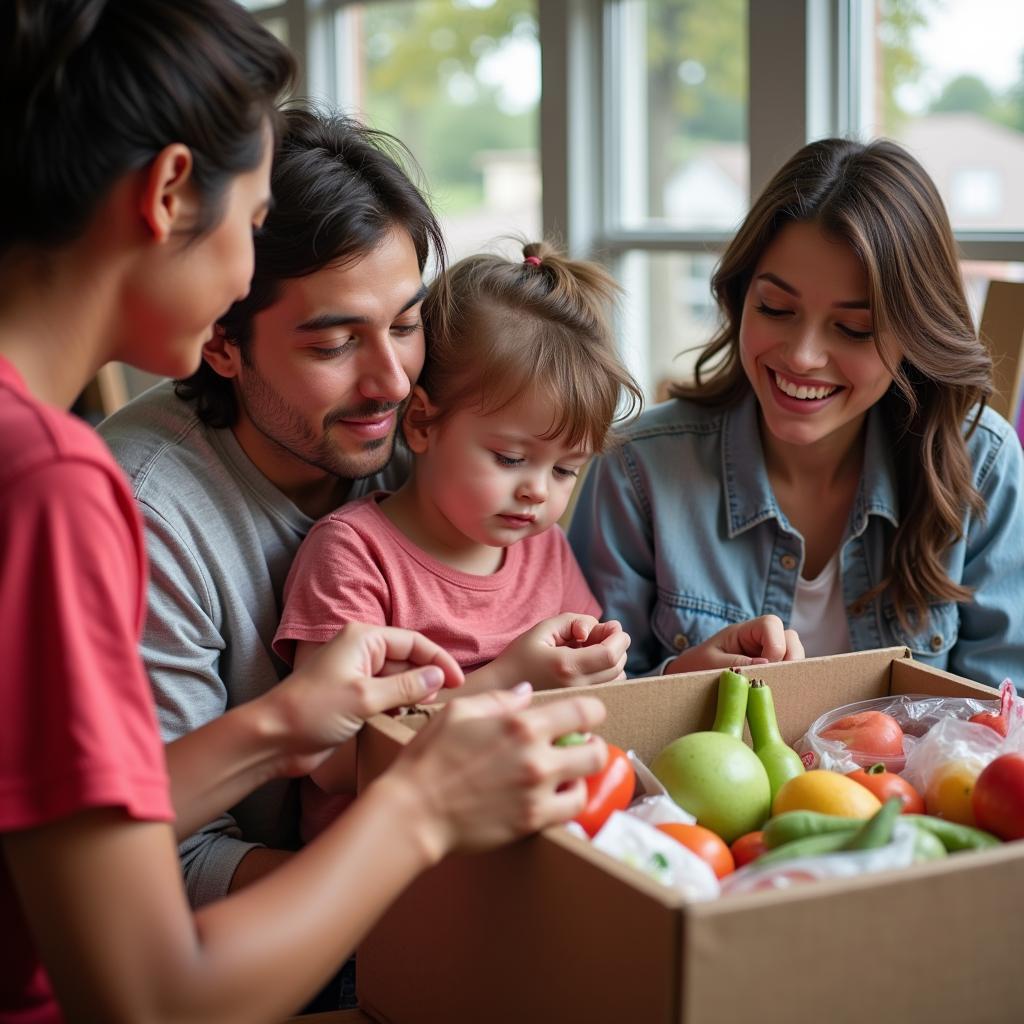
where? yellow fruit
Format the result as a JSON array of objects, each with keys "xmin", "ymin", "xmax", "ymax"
[
  {"xmin": 925, "ymin": 760, "xmax": 980, "ymax": 826},
  {"xmin": 772, "ymin": 770, "xmax": 883, "ymax": 818}
]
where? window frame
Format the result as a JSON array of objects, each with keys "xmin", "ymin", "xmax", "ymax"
[{"xmin": 251, "ymin": 0, "xmax": 1024, "ymax": 313}]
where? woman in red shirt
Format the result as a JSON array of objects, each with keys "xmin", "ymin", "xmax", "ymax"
[{"xmin": 0, "ymin": 4, "xmax": 606, "ymax": 1021}]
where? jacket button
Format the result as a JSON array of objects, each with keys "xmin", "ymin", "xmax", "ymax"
[
  {"xmin": 673, "ymin": 633, "xmax": 689, "ymax": 651},
  {"xmin": 780, "ymin": 553, "xmax": 798, "ymax": 571},
  {"xmin": 930, "ymin": 634, "xmax": 943, "ymax": 652}
]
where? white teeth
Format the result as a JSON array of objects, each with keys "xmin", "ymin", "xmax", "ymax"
[{"xmin": 774, "ymin": 372, "xmax": 838, "ymax": 401}]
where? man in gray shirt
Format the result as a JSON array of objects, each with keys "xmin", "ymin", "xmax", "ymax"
[{"xmin": 101, "ymin": 108, "xmax": 442, "ymax": 907}]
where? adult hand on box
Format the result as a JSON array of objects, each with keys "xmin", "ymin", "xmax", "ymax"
[
  {"xmin": 665, "ymin": 615, "xmax": 805, "ymax": 675},
  {"xmin": 265, "ymin": 622, "xmax": 465, "ymax": 779},
  {"xmin": 469, "ymin": 613, "xmax": 630, "ymax": 692},
  {"xmin": 383, "ymin": 685, "xmax": 609, "ymax": 859}
]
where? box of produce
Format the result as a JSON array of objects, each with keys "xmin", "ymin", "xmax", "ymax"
[{"xmin": 356, "ymin": 647, "xmax": 1024, "ymax": 1024}]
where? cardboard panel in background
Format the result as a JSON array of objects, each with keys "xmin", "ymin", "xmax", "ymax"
[
  {"xmin": 357, "ymin": 649, "xmax": 1024, "ymax": 1024},
  {"xmin": 980, "ymin": 278, "xmax": 1024, "ymax": 425}
]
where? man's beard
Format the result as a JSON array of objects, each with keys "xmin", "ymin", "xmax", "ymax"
[{"xmin": 236, "ymin": 362, "xmax": 406, "ymax": 481}]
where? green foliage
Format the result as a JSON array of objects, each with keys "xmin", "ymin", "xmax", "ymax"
[
  {"xmin": 929, "ymin": 74, "xmax": 996, "ymax": 116},
  {"xmin": 877, "ymin": 0, "xmax": 933, "ymax": 133}
]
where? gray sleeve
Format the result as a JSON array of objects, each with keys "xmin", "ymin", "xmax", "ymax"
[{"xmin": 140, "ymin": 502, "xmax": 262, "ymax": 907}]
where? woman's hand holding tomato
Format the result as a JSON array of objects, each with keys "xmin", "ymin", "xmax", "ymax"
[{"xmin": 555, "ymin": 734, "xmax": 635, "ymax": 837}]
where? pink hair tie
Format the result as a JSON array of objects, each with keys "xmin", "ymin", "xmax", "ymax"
[{"xmin": 524, "ymin": 255, "xmax": 542, "ymax": 267}]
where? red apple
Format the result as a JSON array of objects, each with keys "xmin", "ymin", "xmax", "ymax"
[
  {"xmin": 819, "ymin": 710, "xmax": 904, "ymax": 758},
  {"xmin": 972, "ymin": 753, "xmax": 1024, "ymax": 840}
]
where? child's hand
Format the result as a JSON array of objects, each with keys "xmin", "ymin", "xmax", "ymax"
[
  {"xmin": 490, "ymin": 613, "xmax": 630, "ymax": 690},
  {"xmin": 665, "ymin": 615, "xmax": 804, "ymax": 675}
]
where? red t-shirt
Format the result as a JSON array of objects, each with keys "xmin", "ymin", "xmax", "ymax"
[
  {"xmin": 273, "ymin": 493, "xmax": 602, "ymax": 668},
  {"xmin": 0, "ymin": 358, "xmax": 174, "ymax": 1023}
]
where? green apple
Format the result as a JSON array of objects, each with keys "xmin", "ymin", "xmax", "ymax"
[{"xmin": 651, "ymin": 732, "xmax": 771, "ymax": 844}]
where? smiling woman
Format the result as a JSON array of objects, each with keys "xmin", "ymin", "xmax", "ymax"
[{"xmin": 569, "ymin": 136, "xmax": 1024, "ymax": 685}]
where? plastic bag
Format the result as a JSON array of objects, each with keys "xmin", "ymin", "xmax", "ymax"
[
  {"xmin": 720, "ymin": 820, "xmax": 918, "ymax": 895},
  {"xmin": 902, "ymin": 680, "xmax": 1024, "ymax": 796},
  {"xmin": 795, "ymin": 681, "xmax": 1021, "ymax": 774},
  {"xmin": 591, "ymin": 811, "xmax": 720, "ymax": 901},
  {"xmin": 624, "ymin": 750, "xmax": 697, "ymax": 827}
]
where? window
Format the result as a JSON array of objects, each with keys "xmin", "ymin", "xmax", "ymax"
[{"xmin": 246, "ymin": 0, "xmax": 1024, "ymax": 401}]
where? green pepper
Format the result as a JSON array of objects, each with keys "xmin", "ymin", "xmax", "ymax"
[
  {"xmin": 911, "ymin": 827, "xmax": 947, "ymax": 863},
  {"xmin": 762, "ymin": 809, "xmax": 862, "ymax": 849},
  {"xmin": 753, "ymin": 828, "xmax": 858, "ymax": 866},
  {"xmin": 903, "ymin": 815, "xmax": 1001, "ymax": 852},
  {"xmin": 841, "ymin": 797, "xmax": 902, "ymax": 851}
]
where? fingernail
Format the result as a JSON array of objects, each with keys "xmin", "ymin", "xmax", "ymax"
[
  {"xmin": 418, "ymin": 666, "xmax": 445, "ymax": 692},
  {"xmin": 511, "ymin": 681, "xmax": 533, "ymax": 697},
  {"xmin": 749, "ymin": 657, "xmax": 770, "ymax": 665}
]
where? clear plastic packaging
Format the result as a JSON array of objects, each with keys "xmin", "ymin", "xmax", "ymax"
[
  {"xmin": 591, "ymin": 811, "xmax": 720, "ymax": 901},
  {"xmin": 902, "ymin": 680, "xmax": 1024, "ymax": 796},
  {"xmin": 795, "ymin": 683, "xmax": 1019, "ymax": 774}
]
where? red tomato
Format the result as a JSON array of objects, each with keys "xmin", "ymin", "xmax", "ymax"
[
  {"xmin": 820, "ymin": 711, "xmax": 904, "ymax": 758},
  {"xmin": 574, "ymin": 743, "xmax": 635, "ymax": 837},
  {"xmin": 968, "ymin": 711, "xmax": 1009, "ymax": 737},
  {"xmin": 656, "ymin": 822, "xmax": 736, "ymax": 878},
  {"xmin": 730, "ymin": 830, "xmax": 769, "ymax": 868},
  {"xmin": 972, "ymin": 753, "xmax": 1024, "ymax": 841},
  {"xmin": 845, "ymin": 763, "xmax": 925, "ymax": 814}
]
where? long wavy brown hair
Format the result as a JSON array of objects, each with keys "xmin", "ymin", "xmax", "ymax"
[{"xmin": 670, "ymin": 137, "xmax": 993, "ymax": 632}]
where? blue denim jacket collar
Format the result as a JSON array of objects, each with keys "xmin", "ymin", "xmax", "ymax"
[{"xmin": 721, "ymin": 389, "xmax": 900, "ymax": 541}]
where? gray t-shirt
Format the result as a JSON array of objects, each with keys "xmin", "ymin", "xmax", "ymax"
[{"xmin": 100, "ymin": 382, "xmax": 408, "ymax": 906}]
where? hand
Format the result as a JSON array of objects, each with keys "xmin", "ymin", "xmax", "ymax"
[
  {"xmin": 665, "ymin": 615, "xmax": 804, "ymax": 674},
  {"xmin": 265, "ymin": 623, "xmax": 465, "ymax": 777},
  {"xmin": 485, "ymin": 614, "xmax": 630, "ymax": 690},
  {"xmin": 385, "ymin": 684, "xmax": 609, "ymax": 859}
]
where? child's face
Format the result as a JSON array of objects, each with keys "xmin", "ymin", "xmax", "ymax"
[
  {"xmin": 739, "ymin": 220, "xmax": 895, "ymax": 460},
  {"xmin": 415, "ymin": 387, "xmax": 591, "ymax": 551}
]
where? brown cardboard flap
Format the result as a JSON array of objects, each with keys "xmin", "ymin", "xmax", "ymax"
[
  {"xmin": 530, "ymin": 647, "xmax": 909, "ymax": 751},
  {"xmin": 891, "ymin": 658, "xmax": 1000, "ymax": 698},
  {"xmin": 358, "ymin": 830, "xmax": 682, "ymax": 1024},
  {"xmin": 680, "ymin": 844, "xmax": 1024, "ymax": 1022}
]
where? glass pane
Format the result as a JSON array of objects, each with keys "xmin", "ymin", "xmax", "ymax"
[
  {"xmin": 871, "ymin": 0, "xmax": 1024, "ymax": 231},
  {"xmin": 617, "ymin": 250, "xmax": 721, "ymax": 401},
  {"xmin": 606, "ymin": 0, "xmax": 749, "ymax": 231},
  {"xmin": 334, "ymin": 1, "xmax": 539, "ymax": 262},
  {"xmin": 260, "ymin": 16, "xmax": 289, "ymax": 46}
]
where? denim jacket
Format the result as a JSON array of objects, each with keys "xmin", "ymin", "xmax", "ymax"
[{"xmin": 568, "ymin": 391, "xmax": 1024, "ymax": 688}]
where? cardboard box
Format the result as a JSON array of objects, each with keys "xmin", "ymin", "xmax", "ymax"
[{"xmin": 356, "ymin": 648, "xmax": 1024, "ymax": 1023}]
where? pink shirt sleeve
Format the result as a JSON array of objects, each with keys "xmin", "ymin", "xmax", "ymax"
[
  {"xmin": 273, "ymin": 517, "xmax": 391, "ymax": 664},
  {"xmin": 0, "ymin": 459, "xmax": 174, "ymax": 830}
]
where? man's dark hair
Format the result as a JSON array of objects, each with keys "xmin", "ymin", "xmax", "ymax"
[
  {"xmin": 175, "ymin": 106, "xmax": 447, "ymax": 427},
  {"xmin": 1, "ymin": 0, "xmax": 294, "ymax": 254}
]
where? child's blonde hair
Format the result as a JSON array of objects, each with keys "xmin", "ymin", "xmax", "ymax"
[{"xmin": 417, "ymin": 240, "xmax": 642, "ymax": 452}]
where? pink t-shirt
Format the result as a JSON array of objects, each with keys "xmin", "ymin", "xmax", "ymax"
[
  {"xmin": 0, "ymin": 357, "xmax": 174, "ymax": 1024},
  {"xmin": 274, "ymin": 493, "xmax": 601, "ymax": 668}
]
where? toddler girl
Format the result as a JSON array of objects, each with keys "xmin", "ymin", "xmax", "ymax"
[{"xmin": 274, "ymin": 240, "xmax": 642, "ymax": 835}]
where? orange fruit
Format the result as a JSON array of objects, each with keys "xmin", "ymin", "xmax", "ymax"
[
  {"xmin": 925, "ymin": 760, "xmax": 981, "ymax": 826},
  {"xmin": 656, "ymin": 822, "xmax": 735, "ymax": 878}
]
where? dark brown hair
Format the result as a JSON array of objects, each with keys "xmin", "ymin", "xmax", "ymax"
[
  {"xmin": 417, "ymin": 240, "xmax": 642, "ymax": 453},
  {"xmin": 1, "ymin": 0, "xmax": 294, "ymax": 254},
  {"xmin": 174, "ymin": 107, "xmax": 446, "ymax": 427},
  {"xmin": 670, "ymin": 137, "xmax": 993, "ymax": 631}
]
